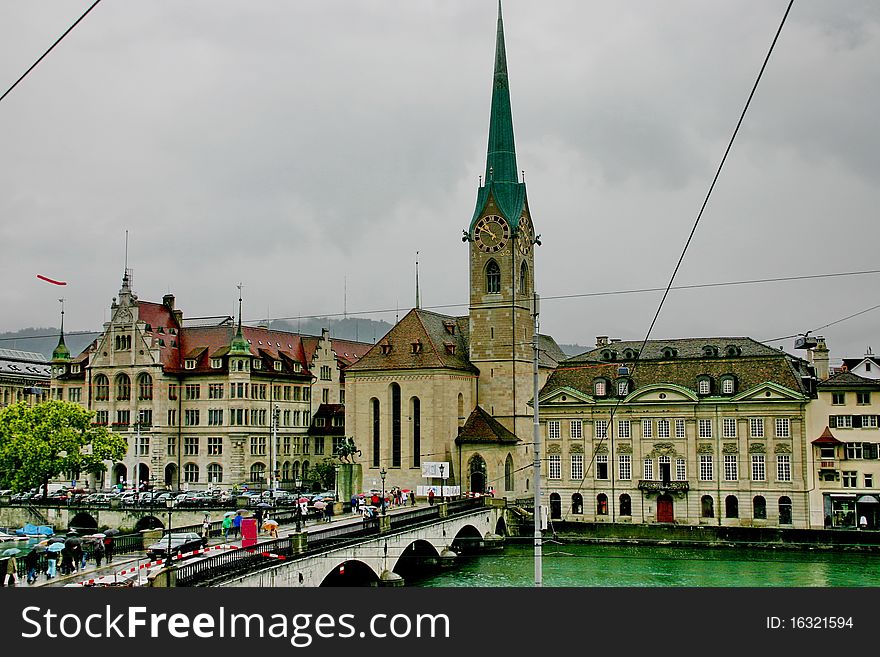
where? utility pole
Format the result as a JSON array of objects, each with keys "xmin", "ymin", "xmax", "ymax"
[
  {"xmin": 532, "ymin": 293, "xmax": 542, "ymax": 587},
  {"xmin": 271, "ymin": 405, "xmax": 279, "ymax": 498}
]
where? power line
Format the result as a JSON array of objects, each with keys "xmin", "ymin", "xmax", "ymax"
[
  {"xmin": 761, "ymin": 302, "xmax": 880, "ymax": 344},
  {"xmin": 0, "ymin": 1, "xmax": 103, "ymax": 105}
]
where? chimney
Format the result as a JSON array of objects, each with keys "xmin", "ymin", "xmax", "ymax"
[
  {"xmin": 163, "ymin": 294, "xmax": 175, "ymax": 311},
  {"xmin": 596, "ymin": 336, "xmax": 609, "ymax": 348},
  {"xmin": 811, "ymin": 336, "xmax": 830, "ymax": 381},
  {"xmin": 173, "ymin": 309, "xmax": 183, "ymax": 326}
]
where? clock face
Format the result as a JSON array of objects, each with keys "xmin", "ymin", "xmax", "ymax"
[
  {"xmin": 517, "ymin": 216, "xmax": 534, "ymax": 255},
  {"xmin": 474, "ymin": 215, "xmax": 510, "ymax": 253}
]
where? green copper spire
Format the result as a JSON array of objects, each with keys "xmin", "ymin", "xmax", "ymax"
[
  {"xmin": 52, "ymin": 298, "xmax": 70, "ymax": 362},
  {"xmin": 230, "ymin": 283, "xmax": 250, "ymax": 355},
  {"xmin": 470, "ymin": 1, "xmax": 527, "ymax": 232}
]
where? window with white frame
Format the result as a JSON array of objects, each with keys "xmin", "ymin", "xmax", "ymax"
[
  {"xmin": 843, "ymin": 471, "xmax": 857, "ymax": 487},
  {"xmin": 595, "ymin": 420, "xmax": 608, "ymax": 439},
  {"xmin": 866, "ymin": 473, "xmax": 874, "ymax": 488},
  {"xmin": 642, "ymin": 419, "xmax": 653, "ymax": 438},
  {"xmin": 845, "ymin": 442, "xmax": 863, "ymax": 459},
  {"xmin": 548, "ymin": 420, "xmax": 560, "ymax": 440},
  {"xmin": 832, "ymin": 415, "xmax": 853, "ymax": 429},
  {"xmin": 676, "ymin": 458, "xmax": 686, "ymax": 480},
  {"xmin": 775, "ymin": 418, "xmax": 790, "ymax": 438},
  {"xmin": 658, "ymin": 419, "xmax": 670, "ymax": 438},
  {"xmin": 618, "ymin": 420, "xmax": 631, "ymax": 439},
  {"xmin": 548, "ymin": 454, "xmax": 561, "ymax": 480},
  {"xmin": 749, "ymin": 417, "xmax": 765, "ymax": 438},
  {"xmin": 596, "ymin": 454, "xmax": 609, "ymax": 480},
  {"xmin": 724, "ymin": 454, "xmax": 738, "ymax": 481},
  {"xmin": 698, "ymin": 419, "xmax": 712, "ymax": 438},
  {"xmin": 698, "ymin": 379, "xmax": 710, "ymax": 395},
  {"xmin": 617, "ymin": 380, "xmax": 629, "ymax": 396},
  {"xmin": 570, "ymin": 454, "xmax": 584, "ymax": 480},
  {"xmin": 675, "ymin": 419, "xmax": 686, "ymax": 438},
  {"xmin": 721, "ymin": 377, "xmax": 735, "ymax": 395},
  {"xmin": 832, "ymin": 392, "xmax": 845, "ymax": 405},
  {"xmin": 641, "ymin": 458, "xmax": 653, "ymax": 480},
  {"xmin": 207, "ymin": 436, "xmax": 222, "ymax": 456},
  {"xmin": 751, "ymin": 454, "xmax": 766, "ymax": 481},
  {"xmin": 570, "ymin": 420, "xmax": 583, "ymax": 439},
  {"xmin": 699, "ymin": 455, "xmax": 714, "ymax": 481},
  {"xmin": 618, "ymin": 454, "xmax": 631, "ymax": 480},
  {"xmin": 857, "ymin": 392, "xmax": 871, "ymax": 405},
  {"xmin": 864, "ymin": 415, "xmax": 879, "ymax": 429},
  {"xmin": 594, "ymin": 380, "xmax": 606, "ymax": 396},
  {"xmin": 722, "ymin": 418, "xmax": 736, "ymax": 438},
  {"xmin": 776, "ymin": 454, "xmax": 791, "ymax": 481}
]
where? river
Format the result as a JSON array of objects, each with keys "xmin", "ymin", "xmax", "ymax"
[{"xmin": 412, "ymin": 540, "xmax": 880, "ymax": 587}]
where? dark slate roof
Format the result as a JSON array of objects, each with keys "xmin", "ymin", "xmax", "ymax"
[
  {"xmin": 347, "ymin": 309, "xmax": 477, "ymax": 374},
  {"xmin": 538, "ymin": 334, "xmax": 566, "ymax": 369},
  {"xmin": 818, "ymin": 371, "xmax": 880, "ymax": 389},
  {"xmin": 543, "ymin": 337, "xmax": 811, "ymax": 397},
  {"xmin": 455, "ymin": 406, "xmax": 520, "ymax": 445},
  {"xmin": 308, "ymin": 403, "xmax": 345, "ymax": 437}
]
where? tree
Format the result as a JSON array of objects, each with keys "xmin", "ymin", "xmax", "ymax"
[
  {"xmin": 0, "ymin": 400, "xmax": 127, "ymax": 494},
  {"xmin": 310, "ymin": 458, "xmax": 339, "ymax": 491}
]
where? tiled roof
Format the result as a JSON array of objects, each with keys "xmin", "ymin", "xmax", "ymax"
[
  {"xmin": 455, "ymin": 406, "xmax": 520, "ymax": 445},
  {"xmin": 543, "ymin": 337, "xmax": 811, "ymax": 398},
  {"xmin": 308, "ymin": 403, "xmax": 345, "ymax": 437},
  {"xmin": 812, "ymin": 426, "xmax": 842, "ymax": 445},
  {"xmin": 842, "ymin": 356, "xmax": 880, "ymax": 370},
  {"xmin": 818, "ymin": 371, "xmax": 880, "ymax": 389},
  {"xmin": 347, "ymin": 309, "xmax": 477, "ymax": 373}
]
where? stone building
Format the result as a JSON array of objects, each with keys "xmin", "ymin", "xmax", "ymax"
[
  {"xmin": 0, "ymin": 348, "xmax": 50, "ymax": 408},
  {"xmin": 344, "ymin": 5, "xmax": 564, "ymax": 498},
  {"xmin": 49, "ymin": 273, "xmax": 371, "ymax": 492},
  {"xmin": 537, "ymin": 337, "xmax": 815, "ymax": 528}
]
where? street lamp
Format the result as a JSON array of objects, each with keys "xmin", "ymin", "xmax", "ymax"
[
  {"xmin": 334, "ymin": 464, "xmax": 340, "ymax": 505},
  {"xmin": 165, "ymin": 498, "xmax": 174, "ymax": 565},
  {"xmin": 380, "ymin": 468, "xmax": 387, "ymax": 516},
  {"xmin": 439, "ymin": 463, "xmax": 445, "ymax": 504},
  {"xmin": 295, "ymin": 477, "xmax": 303, "ymax": 532}
]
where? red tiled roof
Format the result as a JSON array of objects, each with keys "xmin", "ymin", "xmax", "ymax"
[{"xmin": 812, "ymin": 426, "xmax": 842, "ymax": 445}]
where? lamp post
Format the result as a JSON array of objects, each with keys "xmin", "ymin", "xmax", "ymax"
[
  {"xmin": 438, "ymin": 463, "xmax": 445, "ymax": 504},
  {"xmin": 380, "ymin": 468, "xmax": 387, "ymax": 516},
  {"xmin": 295, "ymin": 477, "xmax": 303, "ymax": 532},
  {"xmin": 165, "ymin": 498, "xmax": 174, "ymax": 565},
  {"xmin": 334, "ymin": 464, "xmax": 340, "ymax": 505}
]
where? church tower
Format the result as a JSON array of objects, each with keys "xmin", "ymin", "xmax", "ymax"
[{"xmin": 467, "ymin": 2, "xmax": 536, "ymax": 434}]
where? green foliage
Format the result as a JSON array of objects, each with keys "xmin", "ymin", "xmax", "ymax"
[
  {"xmin": 0, "ymin": 400, "xmax": 127, "ymax": 493},
  {"xmin": 309, "ymin": 458, "xmax": 339, "ymax": 491}
]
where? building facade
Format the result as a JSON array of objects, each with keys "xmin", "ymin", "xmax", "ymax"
[
  {"xmin": 537, "ymin": 337, "xmax": 814, "ymax": 528},
  {"xmin": 50, "ymin": 273, "xmax": 370, "ymax": 492},
  {"xmin": 0, "ymin": 348, "xmax": 50, "ymax": 408}
]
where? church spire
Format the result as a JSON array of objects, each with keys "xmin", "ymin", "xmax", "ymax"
[
  {"xmin": 230, "ymin": 283, "xmax": 250, "ymax": 355},
  {"xmin": 52, "ymin": 298, "xmax": 70, "ymax": 362},
  {"xmin": 485, "ymin": 0, "xmax": 517, "ymax": 186}
]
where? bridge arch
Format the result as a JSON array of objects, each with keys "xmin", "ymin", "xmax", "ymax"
[
  {"xmin": 320, "ymin": 559, "xmax": 380, "ymax": 587},
  {"xmin": 495, "ymin": 516, "xmax": 507, "ymax": 536},
  {"xmin": 451, "ymin": 523, "xmax": 484, "ymax": 554},
  {"xmin": 134, "ymin": 515, "xmax": 164, "ymax": 532},
  {"xmin": 70, "ymin": 511, "xmax": 98, "ymax": 530},
  {"xmin": 391, "ymin": 539, "xmax": 442, "ymax": 580}
]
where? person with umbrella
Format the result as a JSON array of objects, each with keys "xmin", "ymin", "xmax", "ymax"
[
  {"xmin": 3, "ymin": 548, "xmax": 19, "ymax": 586},
  {"xmin": 92, "ymin": 536, "xmax": 105, "ymax": 568},
  {"xmin": 254, "ymin": 506, "xmax": 264, "ymax": 532},
  {"xmin": 104, "ymin": 529, "xmax": 118, "ymax": 563},
  {"xmin": 46, "ymin": 542, "xmax": 62, "ymax": 578},
  {"xmin": 233, "ymin": 510, "xmax": 244, "ymax": 539},
  {"xmin": 262, "ymin": 518, "xmax": 279, "ymax": 539},
  {"xmin": 25, "ymin": 546, "xmax": 42, "ymax": 584},
  {"xmin": 222, "ymin": 512, "xmax": 234, "ymax": 541}
]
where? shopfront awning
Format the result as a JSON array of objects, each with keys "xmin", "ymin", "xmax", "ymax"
[
  {"xmin": 829, "ymin": 493, "xmax": 856, "ymax": 498},
  {"xmin": 857, "ymin": 495, "xmax": 880, "ymax": 504}
]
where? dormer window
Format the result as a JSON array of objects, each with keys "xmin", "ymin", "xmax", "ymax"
[
  {"xmin": 253, "ymin": 360, "xmax": 262, "ymax": 370},
  {"xmin": 720, "ymin": 375, "xmax": 737, "ymax": 395},
  {"xmin": 71, "ymin": 364, "xmax": 81, "ymax": 374},
  {"xmin": 184, "ymin": 359, "xmax": 196, "ymax": 370},
  {"xmin": 316, "ymin": 418, "xmax": 325, "ymax": 427},
  {"xmin": 616, "ymin": 379, "xmax": 630, "ymax": 397},
  {"xmin": 622, "ymin": 348, "xmax": 639, "ymax": 361},
  {"xmin": 600, "ymin": 350, "xmax": 617, "ymax": 362},
  {"xmin": 594, "ymin": 379, "xmax": 608, "ymax": 397},
  {"xmin": 158, "ymin": 327, "xmax": 165, "ymax": 334},
  {"xmin": 293, "ymin": 362, "xmax": 302, "ymax": 372},
  {"xmin": 211, "ymin": 358, "xmax": 222, "ymax": 369},
  {"xmin": 144, "ymin": 324, "xmax": 152, "ymax": 332},
  {"xmin": 411, "ymin": 341, "xmax": 423, "ymax": 354},
  {"xmin": 274, "ymin": 360, "xmax": 282, "ymax": 371},
  {"xmin": 696, "ymin": 376, "xmax": 712, "ymax": 396},
  {"xmin": 661, "ymin": 347, "xmax": 678, "ymax": 359},
  {"xmin": 381, "ymin": 343, "xmax": 393, "ymax": 355},
  {"xmin": 725, "ymin": 345, "xmax": 742, "ymax": 357},
  {"xmin": 443, "ymin": 321, "xmax": 456, "ymax": 335},
  {"xmin": 445, "ymin": 342, "xmax": 456, "ymax": 355},
  {"xmin": 703, "ymin": 345, "xmax": 719, "ymax": 357}
]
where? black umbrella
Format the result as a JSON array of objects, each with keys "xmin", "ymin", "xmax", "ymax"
[
  {"xmin": 64, "ymin": 536, "xmax": 82, "ymax": 547},
  {"xmin": 257, "ymin": 503, "xmax": 271, "ymax": 508},
  {"xmin": 48, "ymin": 536, "xmax": 65, "ymax": 544},
  {"xmin": 103, "ymin": 528, "xmax": 120, "ymax": 536},
  {"xmin": 32, "ymin": 544, "xmax": 47, "ymax": 554}
]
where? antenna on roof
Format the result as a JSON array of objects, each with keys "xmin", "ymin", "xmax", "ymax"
[
  {"xmin": 415, "ymin": 251, "xmax": 421, "ymax": 310},
  {"xmin": 344, "ymin": 275, "xmax": 347, "ymax": 319},
  {"xmin": 236, "ymin": 283, "xmax": 243, "ymax": 333}
]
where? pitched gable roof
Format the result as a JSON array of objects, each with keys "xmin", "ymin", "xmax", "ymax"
[{"xmin": 455, "ymin": 406, "xmax": 520, "ymax": 445}]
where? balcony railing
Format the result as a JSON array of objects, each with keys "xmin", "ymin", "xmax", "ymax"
[{"xmin": 638, "ymin": 480, "xmax": 690, "ymax": 493}]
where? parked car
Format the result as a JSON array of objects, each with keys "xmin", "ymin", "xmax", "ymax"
[{"xmin": 146, "ymin": 532, "xmax": 207, "ymax": 560}]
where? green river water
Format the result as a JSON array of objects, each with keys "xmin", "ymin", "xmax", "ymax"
[{"xmin": 413, "ymin": 540, "xmax": 880, "ymax": 587}]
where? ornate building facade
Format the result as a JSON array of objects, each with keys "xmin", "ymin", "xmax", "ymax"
[{"xmin": 50, "ymin": 273, "xmax": 370, "ymax": 491}]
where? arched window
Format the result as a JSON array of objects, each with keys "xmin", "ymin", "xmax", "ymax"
[
  {"xmin": 137, "ymin": 372, "xmax": 153, "ymax": 400},
  {"xmin": 293, "ymin": 461, "xmax": 301, "ymax": 482},
  {"xmin": 371, "ymin": 398, "xmax": 380, "ymax": 468},
  {"xmin": 549, "ymin": 493, "xmax": 562, "ymax": 519},
  {"xmin": 458, "ymin": 393, "xmax": 465, "ymax": 426},
  {"xmin": 391, "ymin": 383, "xmax": 401, "ymax": 468},
  {"xmin": 619, "ymin": 493, "xmax": 632, "ymax": 517},
  {"xmin": 184, "ymin": 463, "xmax": 199, "ymax": 483},
  {"xmin": 519, "ymin": 260, "xmax": 529, "ymax": 295},
  {"xmin": 725, "ymin": 495, "xmax": 739, "ymax": 518},
  {"xmin": 486, "ymin": 260, "xmax": 501, "ymax": 294},
  {"xmin": 504, "ymin": 453, "xmax": 514, "ymax": 491},
  {"xmin": 701, "ymin": 495, "xmax": 715, "ymax": 518},
  {"xmin": 778, "ymin": 496, "xmax": 792, "ymax": 525},
  {"xmin": 95, "ymin": 374, "xmax": 109, "ymax": 401},
  {"xmin": 753, "ymin": 495, "xmax": 766, "ymax": 520},
  {"xmin": 250, "ymin": 462, "xmax": 266, "ymax": 483},
  {"xmin": 115, "ymin": 373, "xmax": 131, "ymax": 401},
  {"xmin": 207, "ymin": 463, "xmax": 223, "ymax": 484},
  {"xmin": 572, "ymin": 493, "xmax": 583, "ymax": 514},
  {"xmin": 411, "ymin": 397, "xmax": 421, "ymax": 468},
  {"xmin": 302, "ymin": 461, "xmax": 310, "ymax": 484},
  {"xmin": 281, "ymin": 461, "xmax": 290, "ymax": 482},
  {"xmin": 597, "ymin": 493, "xmax": 609, "ymax": 515},
  {"xmin": 593, "ymin": 379, "xmax": 608, "ymax": 397}
]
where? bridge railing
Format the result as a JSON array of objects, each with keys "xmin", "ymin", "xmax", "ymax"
[{"xmin": 175, "ymin": 537, "xmax": 294, "ymax": 587}]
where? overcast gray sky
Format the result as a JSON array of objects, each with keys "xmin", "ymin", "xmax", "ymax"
[{"xmin": 1, "ymin": 1, "xmax": 878, "ymax": 364}]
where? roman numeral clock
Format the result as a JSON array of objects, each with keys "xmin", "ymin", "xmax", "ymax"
[{"xmin": 473, "ymin": 215, "xmax": 511, "ymax": 253}]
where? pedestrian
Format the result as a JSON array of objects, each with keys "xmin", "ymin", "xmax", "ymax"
[
  {"xmin": 5, "ymin": 554, "xmax": 17, "ymax": 586},
  {"xmin": 93, "ymin": 539, "xmax": 105, "ymax": 568},
  {"xmin": 0, "ymin": 557, "xmax": 6, "ymax": 587},
  {"xmin": 324, "ymin": 501, "xmax": 333, "ymax": 523},
  {"xmin": 202, "ymin": 514, "xmax": 211, "ymax": 540},
  {"xmin": 60, "ymin": 548, "xmax": 73, "ymax": 575},
  {"xmin": 78, "ymin": 545, "xmax": 87, "ymax": 571},
  {"xmin": 409, "ymin": 490, "xmax": 416, "ymax": 506},
  {"xmin": 255, "ymin": 507, "xmax": 264, "ymax": 531},
  {"xmin": 25, "ymin": 548, "xmax": 40, "ymax": 585},
  {"xmin": 361, "ymin": 504, "xmax": 372, "ymax": 529},
  {"xmin": 233, "ymin": 511, "xmax": 243, "ymax": 539},
  {"xmin": 46, "ymin": 552, "xmax": 57, "ymax": 579},
  {"xmin": 104, "ymin": 536, "xmax": 114, "ymax": 564},
  {"xmin": 428, "ymin": 488, "xmax": 435, "ymax": 506},
  {"xmin": 222, "ymin": 514, "xmax": 233, "ymax": 541},
  {"xmin": 351, "ymin": 494, "xmax": 358, "ymax": 514}
]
